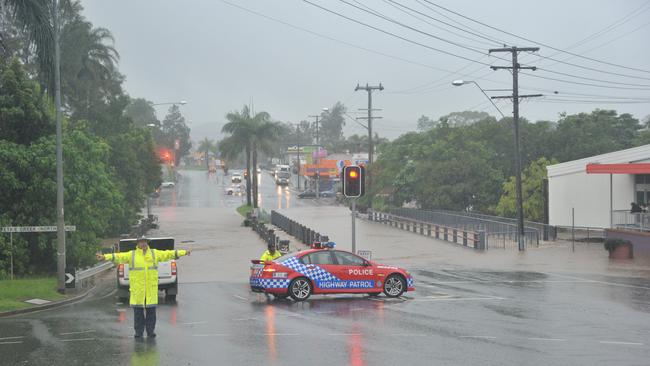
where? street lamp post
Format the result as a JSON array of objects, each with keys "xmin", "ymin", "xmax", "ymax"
[
  {"xmin": 296, "ymin": 124, "xmax": 301, "ymax": 190},
  {"xmin": 452, "ymin": 80, "xmax": 525, "ymax": 249},
  {"xmin": 54, "ymin": 0, "xmax": 66, "ymax": 293}
]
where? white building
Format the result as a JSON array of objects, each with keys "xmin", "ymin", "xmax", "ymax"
[{"xmin": 547, "ymin": 145, "xmax": 650, "ymax": 228}]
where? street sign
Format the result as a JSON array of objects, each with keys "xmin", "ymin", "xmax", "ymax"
[
  {"xmin": 1, "ymin": 226, "xmax": 76, "ymax": 233},
  {"xmin": 358, "ymin": 250, "xmax": 372, "ymax": 261},
  {"xmin": 65, "ymin": 268, "xmax": 75, "ymax": 288}
]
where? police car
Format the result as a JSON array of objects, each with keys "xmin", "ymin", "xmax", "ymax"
[{"xmin": 250, "ymin": 242, "xmax": 414, "ymax": 301}]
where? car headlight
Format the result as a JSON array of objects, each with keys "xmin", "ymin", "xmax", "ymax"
[{"xmin": 272, "ymin": 272, "xmax": 288, "ymax": 278}]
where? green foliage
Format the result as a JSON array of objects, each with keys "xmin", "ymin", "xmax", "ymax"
[
  {"xmin": 0, "ymin": 58, "xmax": 54, "ymax": 144},
  {"xmin": 495, "ymin": 157, "xmax": 557, "ymax": 222},
  {"xmin": 124, "ymin": 98, "xmax": 158, "ymax": 128},
  {"xmin": 319, "ymin": 102, "xmax": 346, "ymax": 150},
  {"xmin": 197, "ymin": 138, "xmax": 217, "ymax": 169}
]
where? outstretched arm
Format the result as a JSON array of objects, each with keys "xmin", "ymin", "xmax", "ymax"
[
  {"xmin": 97, "ymin": 251, "xmax": 131, "ymax": 264},
  {"xmin": 154, "ymin": 249, "xmax": 191, "ymax": 262}
]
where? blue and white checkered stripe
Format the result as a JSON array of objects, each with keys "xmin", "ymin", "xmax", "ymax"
[
  {"xmin": 280, "ymin": 257, "xmax": 339, "ymax": 282},
  {"xmin": 250, "ymin": 278, "xmax": 290, "ymax": 289},
  {"xmin": 407, "ymin": 277, "xmax": 414, "ymax": 287}
]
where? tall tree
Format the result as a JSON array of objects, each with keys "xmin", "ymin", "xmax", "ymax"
[
  {"xmin": 161, "ymin": 104, "xmax": 191, "ymax": 166},
  {"xmin": 319, "ymin": 102, "xmax": 346, "ymax": 150},
  {"xmin": 124, "ymin": 98, "xmax": 158, "ymax": 128}
]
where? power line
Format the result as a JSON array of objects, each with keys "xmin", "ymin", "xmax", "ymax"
[
  {"xmin": 419, "ymin": 0, "xmax": 650, "ymax": 74},
  {"xmin": 521, "ymin": 72, "xmax": 650, "ymax": 91},
  {"xmin": 301, "ymin": 0, "xmax": 494, "ymax": 66},
  {"xmin": 330, "ymin": 0, "xmax": 650, "ymax": 88}
]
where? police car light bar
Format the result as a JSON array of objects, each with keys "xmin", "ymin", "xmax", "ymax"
[{"xmin": 312, "ymin": 241, "xmax": 336, "ymax": 249}]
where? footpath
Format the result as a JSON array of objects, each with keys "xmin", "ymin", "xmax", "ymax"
[{"xmin": 275, "ymin": 206, "xmax": 650, "ymax": 278}]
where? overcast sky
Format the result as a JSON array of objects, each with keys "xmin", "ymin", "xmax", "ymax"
[{"xmin": 81, "ymin": 0, "xmax": 650, "ymax": 141}]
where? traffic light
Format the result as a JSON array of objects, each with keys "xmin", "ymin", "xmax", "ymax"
[{"xmin": 342, "ymin": 165, "xmax": 365, "ymax": 197}]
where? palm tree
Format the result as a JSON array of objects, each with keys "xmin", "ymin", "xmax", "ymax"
[
  {"xmin": 221, "ymin": 106, "xmax": 255, "ymax": 207},
  {"xmin": 221, "ymin": 105, "xmax": 282, "ymax": 208},
  {"xmin": 197, "ymin": 138, "xmax": 216, "ymax": 170}
]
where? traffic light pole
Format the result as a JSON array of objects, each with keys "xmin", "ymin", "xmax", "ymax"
[{"xmin": 351, "ymin": 199, "xmax": 356, "ymax": 254}]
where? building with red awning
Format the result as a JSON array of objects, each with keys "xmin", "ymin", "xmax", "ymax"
[{"xmin": 547, "ymin": 145, "xmax": 650, "ymax": 228}]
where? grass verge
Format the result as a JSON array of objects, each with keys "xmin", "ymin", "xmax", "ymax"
[
  {"xmin": 0, "ymin": 277, "xmax": 66, "ymax": 312},
  {"xmin": 237, "ymin": 204, "xmax": 253, "ymax": 217}
]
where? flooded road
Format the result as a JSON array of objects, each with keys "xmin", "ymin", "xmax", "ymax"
[{"xmin": 1, "ymin": 169, "xmax": 649, "ymax": 365}]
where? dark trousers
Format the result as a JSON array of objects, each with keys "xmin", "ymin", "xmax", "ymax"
[{"xmin": 133, "ymin": 307, "xmax": 157, "ymax": 336}]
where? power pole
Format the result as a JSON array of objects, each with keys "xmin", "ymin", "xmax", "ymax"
[
  {"xmin": 296, "ymin": 124, "xmax": 301, "ymax": 190},
  {"xmin": 354, "ymin": 83, "xmax": 383, "ymax": 198},
  {"xmin": 53, "ymin": 0, "xmax": 67, "ymax": 293},
  {"xmin": 308, "ymin": 114, "xmax": 321, "ymax": 198},
  {"xmin": 489, "ymin": 46, "xmax": 542, "ymax": 252}
]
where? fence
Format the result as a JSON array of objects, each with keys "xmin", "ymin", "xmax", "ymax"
[
  {"xmin": 384, "ymin": 208, "xmax": 540, "ymax": 249},
  {"xmin": 75, "ymin": 261, "xmax": 113, "ymax": 289},
  {"xmin": 368, "ymin": 210, "xmax": 486, "ymax": 250},
  {"xmin": 613, "ymin": 210, "xmax": 650, "ymax": 232},
  {"xmin": 271, "ymin": 210, "xmax": 329, "ymax": 246}
]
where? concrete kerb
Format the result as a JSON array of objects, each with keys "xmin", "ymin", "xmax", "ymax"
[{"xmin": 0, "ymin": 285, "xmax": 94, "ymax": 318}]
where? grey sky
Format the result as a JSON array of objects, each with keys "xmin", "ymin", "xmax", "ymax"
[{"xmin": 81, "ymin": 0, "xmax": 650, "ymax": 141}]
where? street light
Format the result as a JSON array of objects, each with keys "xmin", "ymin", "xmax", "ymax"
[
  {"xmin": 453, "ymin": 79, "xmax": 525, "ymax": 249},
  {"xmin": 452, "ymin": 80, "xmax": 505, "ymax": 118},
  {"xmin": 152, "ymin": 100, "xmax": 187, "ymax": 106}
]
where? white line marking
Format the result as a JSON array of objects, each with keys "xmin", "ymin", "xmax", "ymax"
[
  {"xmin": 0, "ymin": 336, "xmax": 24, "ymax": 340},
  {"xmin": 413, "ymin": 297, "xmax": 503, "ymax": 302},
  {"xmin": 60, "ymin": 338, "xmax": 95, "ymax": 342},
  {"xmin": 328, "ymin": 333, "xmax": 362, "ymax": 336},
  {"xmin": 180, "ymin": 321, "xmax": 207, "ymax": 325},
  {"xmin": 543, "ymin": 272, "xmax": 650, "ymax": 290},
  {"xmin": 192, "ymin": 334, "xmax": 228, "ymax": 337},
  {"xmin": 598, "ymin": 341, "xmax": 644, "ymax": 346},
  {"xmin": 459, "ymin": 336, "xmax": 497, "ymax": 339},
  {"xmin": 527, "ymin": 338, "xmax": 567, "ymax": 342},
  {"xmin": 0, "ymin": 341, "xmax": 23, "ymax": 345},
  {"xmin": 232, "ymin": 318, "xmax": 258, "ymax": 321},
  {"xmin": 59, "ymin": 330, "xmax": 95, "ymax": 336},
  {"xmin": 233, "ymin": 295, "xmax": 248, "ymax": 301},
  {"xmin": 263, "ymin": 333, "xmax": 300, "ymax": 336},
  {"xmin": 387, "ymin": 334, "xmax": 427, "ymax": 337}
]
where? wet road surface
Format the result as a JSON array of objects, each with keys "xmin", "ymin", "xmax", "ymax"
[{"xmin": 2, "ymin": 170, "xmax": 649, "ymax": 365}]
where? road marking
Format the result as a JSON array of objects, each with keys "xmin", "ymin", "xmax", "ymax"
[
  {"xmin": 328, "ymin": 333, "xmax": 362, "ymax": 336},
  {"xmin": 598, "ymin": 341, "xmax": 644, "ymax": 346},
  {"xmin": 543, "ymin": 272, "xmax": 650, "ymax": 290},
  {"xmin": 0, "ymin": 336, "xmax": 24, "ymax": 340},
  {"xmin": 0, "ymin": 341, "xmax": 23, "ymax": 345},
  {"xmin": 232, "ymin": 318, "xmax": 258, "ymax": 321},
  {"xmin": 59, "ymin": 330, "xmax": 95, "ymax": 336},
  {"xmin": 263, "ymin": 333, "xmax": 300, "ymax": 336},
  {"xmin": 527, "ymin": 338, "xmax": 567, "ymax": 342},
  {"xmin": 192, "ymin": 334, "xmax": 228, "ymax": 337},
  {"xmin": 233, "ymin": 295, "xmax": 248, "ymax": 301},
  {"xmin": 180, "ymin": 321, "xmax": 207, "ymax": 325},
  {"xmin": 413, "ymin": 297, "xmax": 503, "ymax": 302},
  {"xmin": 60, "ymin": 338, "xmax": 96, "ymax": 342},
  {"xmin": 459, "ymin": 336, "xmax": 497, "ymax": 339},
  {"xmin": 387, "ymin": 333, "xmax": 427, "ymax": 337}
]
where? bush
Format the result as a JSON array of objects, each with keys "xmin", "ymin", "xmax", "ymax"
[{"xmin": 604, "ymin": 238, "xmax": 632, "ymax": 252}]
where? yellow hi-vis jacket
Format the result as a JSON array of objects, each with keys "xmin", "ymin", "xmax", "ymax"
[
  {"xmin": 104, "ymin": 246, "xmax": 187, "ymax": 307},
  {"xmin": 260, "ymin": 250, "xmax": 281, "ymax": 262}
]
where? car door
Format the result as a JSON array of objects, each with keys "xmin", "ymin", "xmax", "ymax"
[
  {"xmin": 330, "ymin": 251, "xmax": 378, "ymax": 293},
  {"xmin": 301, "ymin": 251, "xmax": 339, "ymax": 294}
]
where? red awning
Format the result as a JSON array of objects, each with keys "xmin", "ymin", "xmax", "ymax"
[{"xmin": 586, "ymin": 163, "xmax": 650, "ymax": 174}]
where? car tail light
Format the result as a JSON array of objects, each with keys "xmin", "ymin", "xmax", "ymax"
[
  {"xmin": 118, "ymin": 264, "xmax": 124, "ymax": 278},
  {"xmin": 171, "ymin": 261, "xmax": 177, "ymax": 276}
]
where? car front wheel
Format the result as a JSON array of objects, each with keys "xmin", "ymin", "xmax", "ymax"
[
  {"xmin": 289, "ymin": 277, "xmax": 312, "ymax": 301},
  {"xmin": 383, "ymin": 274, "xmax": 406, "ymax": 298}
]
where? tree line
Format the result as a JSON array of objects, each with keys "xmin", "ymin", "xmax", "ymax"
[{"xmin": 0, "ymin": 1, "xmax": 169, "ymax": 278}]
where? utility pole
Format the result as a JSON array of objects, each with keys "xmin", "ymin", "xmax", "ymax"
[
  {"xmin": 53, "ymin": 0, "xmax": 67, "ymax": 293},
  {"xmin": 296, "ymin": 124, "xmax": 301, "ymax": 190},
  {"xmin": 489, "ymin": 46, "xmax": 542, "ymax": 252},
  {"xmin": 354, "ymin": 83, "xmax": 383, "ymax": 199},
  {"xmin": 308, "ymin": 114, "xmax": 321, "ymax": 198}
]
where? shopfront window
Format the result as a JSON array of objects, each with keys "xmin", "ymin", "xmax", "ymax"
[{"xmin": 635, "ymin": 174, "xmax": 650, "ymax": 204}]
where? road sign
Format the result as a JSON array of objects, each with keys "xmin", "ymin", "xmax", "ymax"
[
  {"xmin": 65, "ymin": 268, "xmax": 75, "ymax": 288},
  {"xmin": 358, "ymin": 250, "xmax": 372, "ymax": 261},
  {"xmin": 1, "ymin": 226, "xmax": 76, "ymax": 233}
]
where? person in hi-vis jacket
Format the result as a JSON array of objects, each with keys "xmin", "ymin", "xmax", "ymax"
[{"xmin": 96, "ymin": 236, "xmax": 190, "ymax": 338}]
